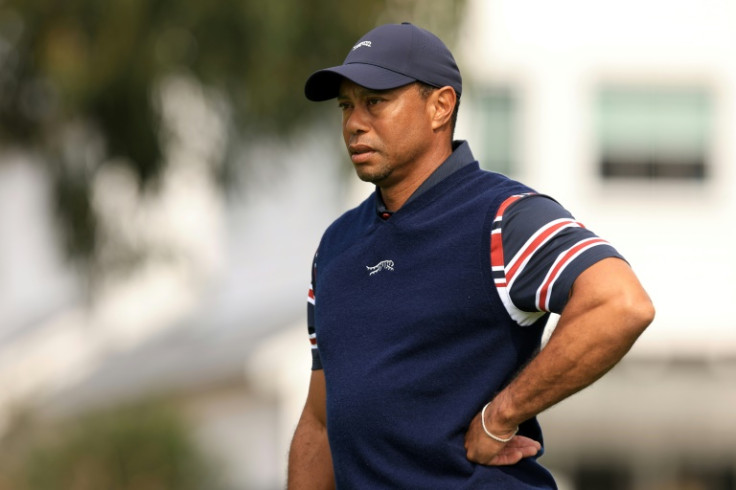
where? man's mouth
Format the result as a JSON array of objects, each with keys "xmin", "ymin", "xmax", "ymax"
[{"xmin": 349, "ymin": 145, "xmax": 375, "ymax": 164}]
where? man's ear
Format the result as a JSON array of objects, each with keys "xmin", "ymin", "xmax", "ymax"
[{"xmin": 430, "ymin": 86, "xmax": 457, "ymax": 131}]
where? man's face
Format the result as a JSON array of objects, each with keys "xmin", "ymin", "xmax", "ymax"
[{"xmin": 337, "ymin": 80, "xmax": 434, "ymax": 186}]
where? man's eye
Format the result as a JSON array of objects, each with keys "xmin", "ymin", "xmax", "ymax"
[{"xmin": 367, "ymin": 98, "xmax": 381, "ymax": 105}]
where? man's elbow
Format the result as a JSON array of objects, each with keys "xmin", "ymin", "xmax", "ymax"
[{"xmin": 619, "ymin": 289, "xmax": 655, "ymax": 338}]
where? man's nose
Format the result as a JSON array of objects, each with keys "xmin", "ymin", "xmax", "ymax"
[{"xmin": 344, "ymin": 106, "xmax": 369, "ymax": 135}]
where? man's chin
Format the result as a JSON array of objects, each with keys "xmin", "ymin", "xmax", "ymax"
[{"xmin": 355, "ymin": 167, "xmax": 391, "ymax": 185}]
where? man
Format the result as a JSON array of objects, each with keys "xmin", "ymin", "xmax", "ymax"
[{"xmin": 288, "ymin": 22, "xmax": 654, "ymax": 489}]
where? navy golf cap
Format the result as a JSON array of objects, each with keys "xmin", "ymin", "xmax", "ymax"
[{"xmin": 304, "ymin": 22, "xmax": 462, "ymax": 101}]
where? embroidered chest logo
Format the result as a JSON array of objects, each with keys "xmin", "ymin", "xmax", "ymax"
[{"xmin": 367, "ymin": 260, "xmax": 394, "ymax": 276}]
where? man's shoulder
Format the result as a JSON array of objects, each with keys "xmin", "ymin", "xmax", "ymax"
[
  {"xmin": 330, "ymin": 192, "xmax": 374, "ymax": 225},
  {"xmin": 457, "ymin": 167, "xmax": 537, "ymax": 210},
  {"xmin": 319, "ymin": 192, "xmax": 376, "ymax": 247}
]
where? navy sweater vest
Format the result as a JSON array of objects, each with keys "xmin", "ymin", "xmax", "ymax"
[{"xmin": 314, "ymin": 163, "xmax": 557, "ymax": 489}]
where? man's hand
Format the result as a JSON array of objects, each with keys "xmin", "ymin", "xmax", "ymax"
[{"xmin": 464, "ymin": 409, "xmax": 541, "ymax": 466}]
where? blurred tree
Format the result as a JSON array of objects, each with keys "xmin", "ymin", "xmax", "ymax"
[
  {"xmin": 0, "ymin": 401, "xmax": 220, "ymax": 490},
  {"xmin": 0, "ymin": 0, "xmax": 465, "ymax": 270}
]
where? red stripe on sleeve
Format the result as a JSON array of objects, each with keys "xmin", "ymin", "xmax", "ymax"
[
  {"xmin": 537, "ymin": 238, "xmax": 607, "ymax": 310},
  {"xmin": 506, "ymin": 219, "xmax": 577, "ymax": 282}
]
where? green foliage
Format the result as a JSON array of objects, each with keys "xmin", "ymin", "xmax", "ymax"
[
  {"xmin": 0, "ymin": 401, "xmax": 219, "ymax": 490},
  {"xmin": 0, "ymin": 0, "xmax": 464, "ymax": 267}
]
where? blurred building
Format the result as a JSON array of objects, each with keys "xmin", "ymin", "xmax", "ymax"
[
  {"xmin": 1, "ymin": 0, "xmax": 736, "ymax": 489},
  {"xmin": 457, "ymin": 0, "xmax": 736, "ymax": 488},
  {"xmin": 0, "ymin": 78, "xmax": 343, "ymax": 488}
]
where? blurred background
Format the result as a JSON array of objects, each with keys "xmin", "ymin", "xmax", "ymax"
[{"xmin": 0, "ymin": 0, "xmax": 734, "ymax": 488}]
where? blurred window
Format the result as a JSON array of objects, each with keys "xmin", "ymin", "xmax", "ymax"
[
  {"xmin": 477, "ymin": 87, "xmax": 518, "ymax": 176},
  {"xmin": 596, "ymin": 87, "xmax": 712, "ymax": 180}
]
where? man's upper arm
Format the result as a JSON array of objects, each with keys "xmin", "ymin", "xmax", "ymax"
[
  {"xmin": 302, "ymin": 370, "xmax": 328, "ymax": 427},
  {"xmin": 289, "ymin": 370, "xmax": 333, "ymax": 489},
  {"xmin": 492, "ymin": 194, "xmax": 624, "ymax": 325},
  {"xmin": 563, "ymin": 256, "xmax": 654, "ymax": 331}
]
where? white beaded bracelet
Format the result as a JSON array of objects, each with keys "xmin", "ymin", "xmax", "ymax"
[{"xmin": 481, "ymin": 402, "xmax": 518, "ymax": 443}]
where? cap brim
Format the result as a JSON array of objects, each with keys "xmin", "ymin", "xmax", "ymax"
[{"xmin": 304, "ymin": 63, "xmax": 416, "ymax": 101}]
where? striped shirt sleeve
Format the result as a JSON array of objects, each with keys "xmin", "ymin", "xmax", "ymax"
[
  {"xmin": 491, "ymin": 194, "xmax": 623, "ymax": 326},
  {"xmin": 307, "ymin": 251, "xmax": 323, "ymax": 370}
]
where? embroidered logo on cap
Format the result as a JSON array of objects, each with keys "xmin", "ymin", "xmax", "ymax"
[{"xmin": 352, "ymin": 40, "xmax": 372, "ymax": 51}]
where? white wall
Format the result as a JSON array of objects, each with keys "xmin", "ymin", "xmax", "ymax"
[{"xmin": 457, "ymin": 0, "xmax": 736, "ymax": 357}]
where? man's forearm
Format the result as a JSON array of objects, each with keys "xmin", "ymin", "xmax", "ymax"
[
  {"xmin": 489, "ymin": 307, "xmax": 648, "ymax": 431},
  {"xmin": 287, "ymin": 416, "xmax": 335, "ymax": 490},
  {"xmin": 486, "ymin": 259, "xmax": 655, "ymax": 434}
]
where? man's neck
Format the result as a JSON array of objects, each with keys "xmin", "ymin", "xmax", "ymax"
[{"xmin": 379, "ymin": 144, "xmax": 453, "ymax": 211}]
